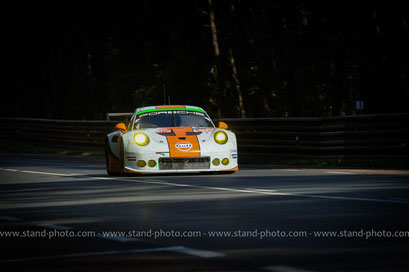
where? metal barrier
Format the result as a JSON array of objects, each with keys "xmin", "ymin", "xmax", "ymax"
[
  {"xmin": 1, "ymin": 113, "xmax": 408, "ymax": 159},
  {"xmin": 0, "ymin": 118, "xmax": 116, "ymax": 149},
  {"xmin": 216, "ymin": 113, "xmax": 409, "ymax": 159}
]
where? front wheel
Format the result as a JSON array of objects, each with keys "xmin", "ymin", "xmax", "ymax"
[
  {"xmin": 105, "ymin": 141, "xmax": 114, "ymax": 175},
  {"xmin": 119, "ymin": 140, "xmax": 125, "ymax": 174},
  {"xmin": 105, "ymin": 139, "xmax": 122, "ymax": 176}
]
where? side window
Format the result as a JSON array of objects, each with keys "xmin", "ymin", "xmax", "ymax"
[{"xmin": 129, "ymin": 112, "xmax": 138, "ymax": 130}]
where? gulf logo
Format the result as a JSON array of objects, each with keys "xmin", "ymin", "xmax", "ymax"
[{"xmin": 175, "ymin": 141, "xmax": 193, "ymax": 152}]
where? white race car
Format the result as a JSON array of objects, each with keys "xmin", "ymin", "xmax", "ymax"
[{"xmin": 105, "ymin": 105, "xmax": 238, "ymax": 174}]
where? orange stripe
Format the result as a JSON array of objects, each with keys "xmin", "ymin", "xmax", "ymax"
[
  {"xmin": 156, "ymin": 105, "xmax": 185, "ymax": 109},
  {"xmin": 167, "ymin": 127, "xmax": 200, "ymax": 157},
  {"xmin": 171, "ymin": 127, "xmax": 187, "ymax": 137}
]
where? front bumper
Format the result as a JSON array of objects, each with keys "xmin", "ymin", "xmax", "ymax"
[{"xmin": 123, "ymin": 151, "xmax": 238, "ymax": 173}]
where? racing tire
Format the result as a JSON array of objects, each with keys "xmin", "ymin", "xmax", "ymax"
[
  {"xmin": 105, "ymin": 140, "xmax": 115, "ymax": 176},
  {"xmin": 105, "ymin": 139, "xmax": 122, "ymax": 176},
  {"xmin": 119, "ymin": 140, "xmax": 125, "ymax": 174}
]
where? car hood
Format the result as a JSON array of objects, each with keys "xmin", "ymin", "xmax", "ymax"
[{"xmin": 136, "ymin": 127, "xmax": 218, "ymax": 157}]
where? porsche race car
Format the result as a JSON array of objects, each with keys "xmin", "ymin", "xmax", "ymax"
[{"xmin": 105, "ymin": 105, "xmax": 238, "ymax": 174}]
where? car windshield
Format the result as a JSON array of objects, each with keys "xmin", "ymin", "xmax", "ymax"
[{"xmin": 134, "ymin": 113, "xmax": 214, "ymax": 129}]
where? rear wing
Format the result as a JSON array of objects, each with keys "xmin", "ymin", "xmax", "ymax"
[{"xmin": 106, "ymin": 113, "xmax": 133, "ymax": 122}]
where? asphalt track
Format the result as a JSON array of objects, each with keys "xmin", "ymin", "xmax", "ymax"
[{"xmin": 0, "ymin": 152, "xmax": 409, "ymax": 271}]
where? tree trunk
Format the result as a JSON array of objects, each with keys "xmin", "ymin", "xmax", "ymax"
[
  {"xmin": 228, "ymin": 47, "xmax": 246, "ymax": 118},
  {"xmin": 208, "ymin": 0, "xmax": 222, "ymax": 117},
  {"xmin": 208, "ymin": 0, "xmax": 220, "ymax": 57}
]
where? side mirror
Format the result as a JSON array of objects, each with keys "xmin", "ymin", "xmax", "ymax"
[
  {"xmin": 218, "ymin": 121, "xmax": 228, "ymax": 129},
  {"xmin": 115, "ymin": 123, "xmax": 127, "ymax": 133}
]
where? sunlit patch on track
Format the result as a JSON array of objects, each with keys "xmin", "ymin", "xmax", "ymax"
[{"xmin": 1, "ymin": 167, "xmax": 409, "ymax": 205}]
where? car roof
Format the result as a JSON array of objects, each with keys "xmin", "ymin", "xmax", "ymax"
[{"xmin": 134, "ymin": 105, "xmax": 206, "ymax": 115}]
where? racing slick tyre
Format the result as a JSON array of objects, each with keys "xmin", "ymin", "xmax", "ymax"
[
  {"xmin": 119, "ymin": 140, "xmax": 125, "ymax": 174},
  {"xmin": 105, "ymin": 140, "xmax": 114, "ymax": 175},
  {"xmin": 105, "ymin": 139, "xmax": 121, "ymax": 176}
]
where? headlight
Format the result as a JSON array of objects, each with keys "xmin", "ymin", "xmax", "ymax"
[
  {"xmin": 133, "ymin": 133, "xmax": 149, "ymax": 146},
  {"xmin": 214, "ymin": 131, "xmax": 228, "ymax": 144}
]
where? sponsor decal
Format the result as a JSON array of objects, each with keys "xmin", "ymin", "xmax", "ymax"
[
  {"xmin": 138, "ymin": 111, "xmax": 206, "ymax": 119},
  {"xmin": 156, "ymin": 128, "xmax": 172, "ymax": 133},
  {"xmin": 231, "ymin": 153, "xmax": 238, "ymax": 159},
  {"xmin": 193, "ymin": 128, "xmax": 215, "ymax": 133},
  {"xmin": 175, "ymin": 141, "xmax": 193, "ymax": 152},
  {"xmin": 140, "ymin": 110, "xmax": 205, "ymax": 116}
]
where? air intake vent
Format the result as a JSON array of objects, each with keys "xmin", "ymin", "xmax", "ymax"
[{"xmin": 159, "ymin": 157, "xmax": 210, "ymax": 170}]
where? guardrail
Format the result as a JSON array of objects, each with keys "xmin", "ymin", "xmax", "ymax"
[
  {"xmin": 0, "ymin": 118, "xmax": 116, "ymax": 149},
  {"xmin": 217, "ymin": 113, "xmax": 409, "ymax": 159},
  {"xmin": 1, "ymin": 113, "xmax": 408, "ymax": 159}
]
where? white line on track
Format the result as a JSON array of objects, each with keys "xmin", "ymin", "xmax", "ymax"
[
  {"xmin": 246, "ymin": 188, "xmax": 278, "ymax": 192},
  {"xmin": 1, "ymin": 168, "xmax": 408, "ymax": 205},
  {"xmin": 19, "ymin": 170, "xmax": 74, "ymax": 176},
  {"xmin": 324, "ymin": 171, "xmax": 354, "ymax": 175},
  {"xmin": 2, "ymin": 168, "xmax": 19, "ymax": 172},
  {"xmin": 121, "ymin": 178, "xmax": 409, "ymax": 205},
  {"xmin": 279, "ymin": 169, "xmax": 354, "ymax": 175},
  {"xmin": 0, "ymin": 246, "xmax": 224, "ymax": 263}
]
